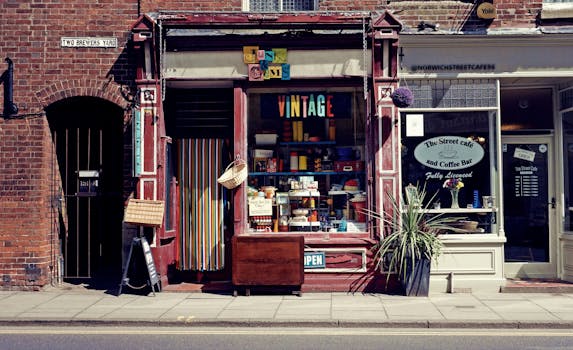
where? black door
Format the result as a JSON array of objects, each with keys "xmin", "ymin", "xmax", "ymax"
[{"xmin": 47, "ymin": 97, "xmax": 124, "ymax": 281}]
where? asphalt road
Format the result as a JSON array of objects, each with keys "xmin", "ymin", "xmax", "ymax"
[{"xmin": 1, "ymin": 326, "xmax": 573, "ymax": 350}]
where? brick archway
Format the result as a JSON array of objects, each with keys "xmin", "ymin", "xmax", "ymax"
[{"xmin": 35, "ymin": 78, "xmax": 132, "ymax": 112}]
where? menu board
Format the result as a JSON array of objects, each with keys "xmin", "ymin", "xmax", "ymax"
[{"xmin": 513, "ymin": 167, "xmax": 539, "ymax": 197}]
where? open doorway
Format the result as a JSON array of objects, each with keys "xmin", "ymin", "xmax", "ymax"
[
  {"xmin": 164, "ymin": 87, "xmax": 234, "ymax": 286},
  {"xmin": 47, "ymin": 97, "xmax": 124, "ymax": 288},
  {"xmin": 501, "ymin": 87, "xmax": 557, "ymax": 278}
]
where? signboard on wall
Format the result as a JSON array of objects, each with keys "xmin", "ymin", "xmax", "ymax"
[
  {"xmin": 414, "ymin": 136, "xmax": 485, "ymax": 170},
  {"xmin": 132, "ymin": 109, "xmax": 142, "ymax": 177},
  {"xmin": 60, "ymin": 37, "xmax": 117, "ymax": 48}
]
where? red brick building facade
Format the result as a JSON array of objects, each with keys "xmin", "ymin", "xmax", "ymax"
[{"xmin": 1, "ymin": 1, "xmax": 571, "ymax": 292}]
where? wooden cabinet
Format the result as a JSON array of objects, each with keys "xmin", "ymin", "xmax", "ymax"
[{"xmin": 232, "ymin": 234, "xmax": 304, "ymax": 295}]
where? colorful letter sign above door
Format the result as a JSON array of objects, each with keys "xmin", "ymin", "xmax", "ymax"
[{"xmin": 244, "ymin": 46, "xmax": 290, "ymax": 81}]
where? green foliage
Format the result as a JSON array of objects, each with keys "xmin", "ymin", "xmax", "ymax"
[{"xmin": 365, "ymin": 185, "xmax": 461, "ymax": 283}]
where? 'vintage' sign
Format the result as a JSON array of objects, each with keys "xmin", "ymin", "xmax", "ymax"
[
  {"xmin": 414, "ymin": 136, "xmax": 484, "ymax": 170},
  {"xmin": 260, "ymin": 92, "xmax": 352, "ymax": 119}
]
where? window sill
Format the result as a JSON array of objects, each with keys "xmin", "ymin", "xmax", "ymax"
[{"xmin": 541, "ymin": 3, "xmax": 573, "ymax": 20}]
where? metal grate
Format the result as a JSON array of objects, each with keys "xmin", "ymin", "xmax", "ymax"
[
  {"xmin": 249, "ymin": 0, "xmax": 315, "ymax": 11},
  {"xmin": 407, "ymin": 79, "xmax": 497, "ymax": 109}
]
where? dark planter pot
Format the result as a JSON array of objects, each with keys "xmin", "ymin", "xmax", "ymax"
[{"xmin": 401, "ymin": 257, "xmax": 431, "ymax": 296}]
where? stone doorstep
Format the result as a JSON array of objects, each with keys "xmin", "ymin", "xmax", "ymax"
[{"xmin": 501, "ymin": 279, "xmax": 573, "ymax": 293}]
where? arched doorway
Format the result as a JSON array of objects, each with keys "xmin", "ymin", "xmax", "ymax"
[{"xmin": 46, "ymin": 97, "xmax": 124, "ymax": 286}]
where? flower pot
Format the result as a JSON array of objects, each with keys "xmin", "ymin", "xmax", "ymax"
[{"xmin": 402, "ymin": 257, "xmax": 431, "ymax": 297}]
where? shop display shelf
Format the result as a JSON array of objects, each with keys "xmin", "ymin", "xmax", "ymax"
[
  {"xmin": 417, "ymin": 208, "xmax": 497, "ymax": 214},
  {"xmin": 250, "ymin": 171, "xmax": 365, "ymax": 176},
  {"xmin": 288, "ymin": 190, "xmax": 320, "ymax": 197},
  {"xmin": 279, "ymin": 141, "xmax": 336, "ymax": 146}
]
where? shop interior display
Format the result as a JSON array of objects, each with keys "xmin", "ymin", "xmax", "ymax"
[{"xmin": 247, "ymin": 117, "xmax": 367, "ymax": 233}]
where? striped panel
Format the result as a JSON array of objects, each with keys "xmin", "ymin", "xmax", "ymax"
[{"xmin": 177, "ymin": 138, "xmax": 225, "ymax": 271}]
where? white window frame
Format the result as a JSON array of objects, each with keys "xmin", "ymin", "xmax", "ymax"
[{"xmin": 541, "ymin": 1, "xmax": 573, "ymax": 20}]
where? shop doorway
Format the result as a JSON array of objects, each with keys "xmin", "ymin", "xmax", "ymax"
[
  {"xmin": 164, "ymin": 88, "xmax": 234, "ymax": 283},
  {"xmin": 47, "ymin": 97, "xmax": 124, "ymax": 284},
  {"xmin": 502, "ymin": 135, "xmax": 558, "ymax": 278}
]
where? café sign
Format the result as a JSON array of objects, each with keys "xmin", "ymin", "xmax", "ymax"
[
  {"xmin": 477, "ymin": 2, "xmax": 497, "ymax": 19},
  {"xmin": 414, "ymin": 136, "xmax": 484, "ymax": 170}
]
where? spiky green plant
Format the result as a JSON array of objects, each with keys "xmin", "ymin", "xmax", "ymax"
[{"xmin": 364, "ymin": 184, "xmax": 462, "ymax": 284}]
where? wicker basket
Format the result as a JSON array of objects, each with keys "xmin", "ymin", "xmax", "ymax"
[{"xmin": 217, "ymin": 159, "xmax": 248, "ymax": 189}]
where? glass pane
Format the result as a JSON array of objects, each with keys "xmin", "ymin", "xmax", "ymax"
[
  {"xmin": 250, "ymin": 0, "xmax": 279, "ymax": 11},
  {"xmin": 502, "ymin": 143, "xmax": 550, "ymax": 262},
  {"xmin": 282, "ymin": 0, "xmax": 315, "ymax": 10},
  {"xmin": 401, "ymin": 112, "xmax": 494, "ymax": 210},
  {"xmin": 249, "ymin": 0, "xmax": 315, "ymax": 11},
  {"xmin": 247, "ymin": 90, "xmax": 367, "ymax": 233},
  {"xmin": 501, "ymin": 88, "xmax": 553, "ymax": 132},
  {"xmin": 563, "ymin": 111, "xmax": 573, "ymax": 231},
  {"xmin": 408, "ymin": 79, "xmax": 496, "ymax": 109},
  {"xmin": 561, "ymin": 88, "xmax": 573, "ymax": 111}
]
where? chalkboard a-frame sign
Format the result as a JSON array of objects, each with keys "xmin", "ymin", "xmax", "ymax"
[
  {"xmin": 118, "ymin": 236, "xmax": 161, "ymax": 295},
  {"xmin": 119, "ymin": 199, "xmax": 164, "ymax": 295}
]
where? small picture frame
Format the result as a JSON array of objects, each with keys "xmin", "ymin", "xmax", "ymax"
[
  {"xmin": 404, "ymin": 184, "xmax": 421, "ymax": 207},
  {"xmin": 140, "ymin": 88, "xmax": 157, "ymax": 104}
]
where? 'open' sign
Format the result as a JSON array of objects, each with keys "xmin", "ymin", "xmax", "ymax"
[{"xmin": 304, "ymin": 252, "xmax": 326, "ymax": 269}]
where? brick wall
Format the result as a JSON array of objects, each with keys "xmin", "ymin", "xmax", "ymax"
[
  {"xmin": 0, "ymin": 0, "xmax": 546, "ymax": 290},
  {"xmin": 0, "ymin": 0, "xmax": 138, "ymax": 290}
]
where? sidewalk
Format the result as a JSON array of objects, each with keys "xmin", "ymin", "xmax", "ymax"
[{"xmin": 1, "ymin": 285, "xmax": 573, "ymax": 329}]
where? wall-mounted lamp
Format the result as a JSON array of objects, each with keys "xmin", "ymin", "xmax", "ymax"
[
  {"xmin": 1, "ymin": 57, "xmax": 18, "ymax": 117},
  {"xmin": 418, "ymin": 21, "xmax": 440, "ymax": 31},
  {"xmin": 518, "ymin": 99, "xmax": 529, "ymax": 110}
]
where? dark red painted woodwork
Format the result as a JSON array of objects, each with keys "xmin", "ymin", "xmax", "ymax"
[{"xmin": 232, "ymin": 235, "xmax": 304, "ymax": 287}]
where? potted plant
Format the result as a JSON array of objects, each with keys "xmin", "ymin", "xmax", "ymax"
[
  {"xmin": 365, "ymin": 184, "xmax": 459, "ymax": 296},
  {"xmin": 390, "ymin": 87, "xmax": 414, "ymax": 108}
]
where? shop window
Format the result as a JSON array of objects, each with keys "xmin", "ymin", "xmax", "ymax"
[
  {"xmin": 246, "ymin": 89, "xmax": 367, "ymax": 233},
  {"xmin": 401, "ymin": 112, "xmax": 499, "ymax": 233},
  {"xmin": 245, "ymin": 0, "xmax": 317, "ymax": 12},
  {"xmin": 501, "ymin": 88, "xmax": 553, "ymax": 132},
  {"xmin": 563, "ymin": 112, "xmax": 573, "ymax": 231}
]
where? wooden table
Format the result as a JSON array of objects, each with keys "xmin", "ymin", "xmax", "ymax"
[{"xmin": 232, "ymin": 234, "xmax": 304, "ymax": 296}]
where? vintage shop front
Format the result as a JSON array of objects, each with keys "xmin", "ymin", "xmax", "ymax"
[
  {"xmin": 131, "ymin": 12, "xmax": 573, "ymax": 293},
  {"xmin": 131, "ymin": 12, "xmax": 404, "ymax": 292},
  {"xmin": 131, "ymin": 12, "xmax": 573, "ymax": 292}
]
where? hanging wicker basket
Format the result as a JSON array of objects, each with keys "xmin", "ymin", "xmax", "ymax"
[{"xmin": 217, "ymin": 159, "xmax": 248, "ymax": 189}]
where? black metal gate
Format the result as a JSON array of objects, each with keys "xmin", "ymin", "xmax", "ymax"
[{"xmin": 47, "ymin": 97, "xmax": 123, "ymax": 280}]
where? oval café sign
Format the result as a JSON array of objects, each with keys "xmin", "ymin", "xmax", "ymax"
[{"xmin": 414, "ymin": 136, "xmax": 484, "ymax": 170}]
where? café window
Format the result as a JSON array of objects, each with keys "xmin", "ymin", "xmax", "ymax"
[
  {"xmin": 246, "ymin": 89, "xmax": 367, "ymax": 233},
  {"xmin": 401, "ymin": 112, "xmax": 498, "ymax": 229}
]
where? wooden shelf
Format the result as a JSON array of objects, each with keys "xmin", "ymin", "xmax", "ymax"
[
  {"xmin": 250, "ymin": 171, "xmax": 364, "ymax": 176},
  {"xmin": 416, "ymin": 208, "xmax": 497, "ymax": 214}
]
